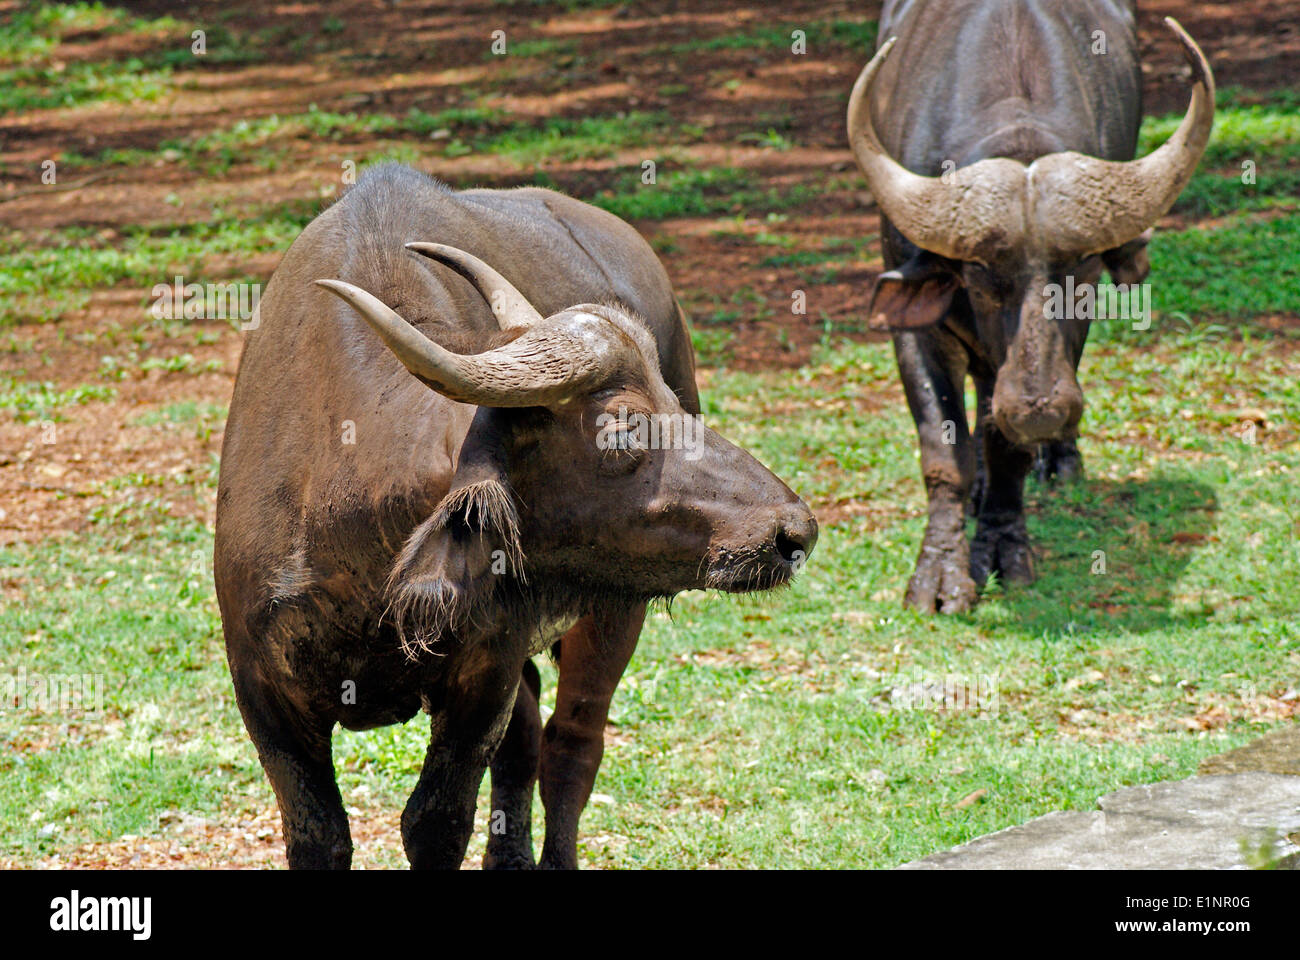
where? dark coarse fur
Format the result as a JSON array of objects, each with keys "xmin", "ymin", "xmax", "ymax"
[
  {"xmin": 213, "ymin": 161, "xmax": 814, "ymax": 870},
  {"xmin": 861, "ymin": 0, "xmax": 1155, "ymax": 614},
  {"xmin": 219, "ymin": 162, "xmax": 694, "ymax": 656}
]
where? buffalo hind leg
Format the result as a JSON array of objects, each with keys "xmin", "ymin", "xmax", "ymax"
[
  {"xmin": 894, "ymin": 329, "xmax": 978, "ymax": 613},
  {"xmin": 971, "ymin": 411, "xmax": 1037, "ymax": 587},
  {"xmin": 538, "ymin": 604, "xmax": 643, "ymax": 869},
  {"xmin": 230, "ymin": 662, "xmax": 351, "ymax": 870},
  {"xmin": 1034, "ymin": 437, "xmax": 1084, "ymax": 485},
  {"xmin": 483, "ymin": 658, "xmax": 542, "ymax": 870},
  {"xmin": 968, "ymin": 380, "xmax": 993, "ymax": 518},
  {"xmin": 402, "ymin": 644, "xmax": 522, "ymax": 869}
]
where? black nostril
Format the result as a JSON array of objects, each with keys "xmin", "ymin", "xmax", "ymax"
[{"xmin": 775, "ymin": 530, "xmax": 806, "ymax": 565}]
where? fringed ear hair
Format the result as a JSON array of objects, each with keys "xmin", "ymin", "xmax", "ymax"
[
  {"xmin": 384, "ymin": 477, "xmax": 525, "ymax": 658},
  {"xmin": 429, "ymin": 479, "xmax": 524, "ymax": 576},
  {"xmin": 383, "ymin": 407, "xmax": 525, "ymax": 657}
]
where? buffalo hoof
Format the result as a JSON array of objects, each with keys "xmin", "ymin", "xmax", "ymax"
[
  {"xmin": 970, "ymin": 518, "xmax": 1035, "ymax": 587},
  {"xmin": 483, "ymin": 850, "xmax": 536, "ymax": 870},
  {"xmin": 1034, "ymin": 441, "xmax": 1084, "ymax": 485},
  {"xmin": 904, "ymin": 542, "xmax": 978, "ymax": 614}
]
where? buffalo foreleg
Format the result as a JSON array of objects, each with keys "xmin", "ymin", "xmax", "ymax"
[
  {"xmin": 894, "ymin": 330, "xmax": 978, "ymax": 613},
  {"xmin": 483, "ymin": 658, "xmax": 542, "ymax": 869},
  {"xmin": 230, "ymin": 661, "xmax": 352, "ymax": 870},
  {"xmin": 537, "ymin": 603, "xmax": 644, "ymax": 869},
  {"xmin": 968, "ymin": 379, "xmax": 993, "ymax": 518},
  {"xmin": 1034, "ymin": 437, "xmax": 1084, "ymax": 485},
  {"xmin": 402, "ymin": 643, "xmax": 523, "ymax": 869},
  {"xmin": 970, "ymin": 411, "xmax": 1037, "ymax": 587}
]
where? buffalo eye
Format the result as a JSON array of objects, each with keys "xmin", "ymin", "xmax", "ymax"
[{"xmin": 596, "ymin": 417, "xmax": 649, "ymax": 476}]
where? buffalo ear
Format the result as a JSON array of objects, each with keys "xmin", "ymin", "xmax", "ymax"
[
  {"xmin": 1101, "ymin": 228, "xmax": 1153, "ymax": 286},
  {"xmin": 867, "ymin": 252, "xmax": 959, "ymax": 330},
  {"xmin": 385, "ymin": 410, "xmax": 523, "ymax": 655}
]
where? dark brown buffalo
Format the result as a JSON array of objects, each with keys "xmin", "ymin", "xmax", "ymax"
[
  {"xmin": 846, "ymin": 1, "xmax": 1214, "ymax": 612},
  {"xmin": 214, "ymin": 164, "xmax": 817, "ymax": 869}
]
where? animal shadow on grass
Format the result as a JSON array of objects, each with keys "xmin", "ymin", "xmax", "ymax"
[{"xmin": 993, "ymin": 474, "xmax": 1219, "ymax": 638}]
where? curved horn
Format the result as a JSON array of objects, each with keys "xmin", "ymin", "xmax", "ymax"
[
  {"xmin": 848, "ymin": 18, "xmax": 1215, "ymax": 263},
  {"xmin": 315, "ymin": 279, "xmax": 613, "ymax": 407},
  {"xmin": 846, "ymin": 37, "xmax": 1028, "ymax": 263},
  {"xmin": 1033, "ymin": 17, "xmax": 1215, "ymax": 258},
  {"xmin": 405, "ymin": 242, "xmax": 543, "ymax": 331}
]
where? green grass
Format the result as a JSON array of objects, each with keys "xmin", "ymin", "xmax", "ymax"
[
  {"xmin": 0, "ymin": 58, "xmax": 174, "ymax": 114},
  {"xmin": 473, "ymin": 112, "xmax": 686, "ymax": 164},
  {"xmin": 60, "ymin": 104, "xmax": 505, "ymax": 173},
  {"xmin": 0, "ymin": 2, "xmax": 183, "ymax": 66},
  {"xmin": 668, "ymin": 19, "xmax": 877, "ymax": 54},
  {"xmin": 1067, "ymin": 210, "xmax": 1300, "ymax": 346},
  {"xmin": 1126, "ymin": 214, "xmax": 1300, "ymax": 332},
  {"xmin": 128, "ymin": 400, "xmax": 226, "ymax": 435},
  {"xmin": 513, "ymin": 334, "xmax": 1296, "ymax": 867},
  {"xmin": 751, "ymin": 234, "xmax": 878, "ymax": 286},
  {"xmin": 0, "ymin": 515, "xmax": 248, "ymax": 855},
  {"xmin": 0, "ymin": 206, "xmax": 314, "ymax": 325},
  {"xmin": 0, "ymin": 9, "xmax": 279, "ymax": 115},
  {"xmin": 0, "ymin": 153, "xmax": 829, "ymax": 325},
  {"xmin": 493, "ymin": 37, "xmax": 580, "ymax": 60},
  {"xmin": 592, "ymin": 166, "xmax": 821, "ymax": 221},
  {"xmin": 60, "ymin": 106, "xmax": 680, "ymax": 174},
  {"xmin": 2, "ymin": 327, "xmax": 1296, "ymax": 867},
  {"xmin": 1, "ymin": 51, "xmax": 1297, "ymax": 866},
  {"xmin": 0, "ymin": 3, "xmax": 193, "ymax": 112},
  {"xmin": 1138, "ymin": 88, "xmax": 1300, "ymax": 217},
  {"xmin": 0, "ymin": 374, "xmax": 116, "ymax": 422}
]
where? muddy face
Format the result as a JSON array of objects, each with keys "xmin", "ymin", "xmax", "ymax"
[{"xmin": 963, "ymin": 260, "xmax": 1091, "ymax": 447}]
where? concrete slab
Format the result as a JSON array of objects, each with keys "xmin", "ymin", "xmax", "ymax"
[{"xmin": 900, "ymin": 772, "xmax": 1300, "ymax": 869}]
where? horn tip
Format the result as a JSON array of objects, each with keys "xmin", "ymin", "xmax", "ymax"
[
  {"xmin": 1162, "ymin": 17, "xmax": 1213, "ymax": 92},
  {"xmin": 405, "ymin": 241, "xmax": 448, "ymax": 257},
  {"xmin": 1162, "ymin": 17, "xmax": 1192, "ymax": 51},
  {"xmin": 314, "ymin": 278, "xmax": 372, "ymax": 309},
  {"xmin": 850, "ymin": 35, "xmax": 897, "ymax": 121}
]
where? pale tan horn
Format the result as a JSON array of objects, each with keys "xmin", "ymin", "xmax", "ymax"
[
  {"xmin": 1032, "ymin": 17, "xmax": 1215, "ymax": 258},
  {"xmin": 405, "ymin": 242, "xmax": 543, "ymax": 331},
  {"xmin": 315, "ymin": 279, "xmax": 616, "ymax": 408},
  {"xmin": 847, "ymin": 18, "xmax": 1215, "ymax": 263},
  {"xmin": 846, "ymin": 37, "xmax": 1029, "ymax": 264}
]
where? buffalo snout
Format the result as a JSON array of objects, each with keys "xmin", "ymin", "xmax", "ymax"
[
  {"xmin": 772, "ymin": 506, "xmax": 819, "ymax": 566},
  {"xmin": 992, "ymin": 377, "xmax": 1084, "ymax": 447},
  {"xmin": 686, "ymin": 434, "xmax": 818, "ymax": 592}
]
